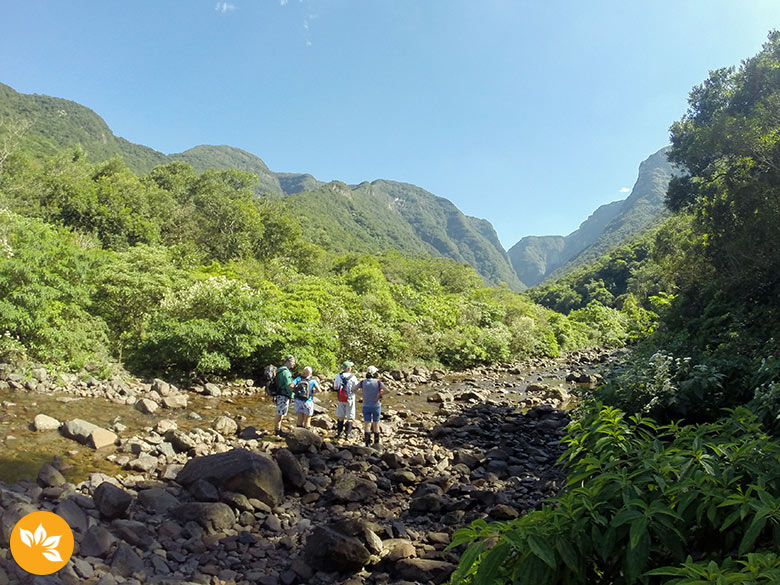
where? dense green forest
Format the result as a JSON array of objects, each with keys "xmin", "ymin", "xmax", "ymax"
[
  {"xmin": 0, "ymin": 139, "xmax": 641, "ymax": 379},
  {"xmin": 450, "ymin": 32, "xmax": 780, "ymax": 584}
]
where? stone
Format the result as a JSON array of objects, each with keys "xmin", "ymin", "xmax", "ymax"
[
  {"xmin": 137, "ymin": 487, "xmax": 179, "ymax": 514},
  {"xmin": 1, "ymin": 502, "xmax": 38, "ymax": 546},
  {"xmin": 38, "ymin": 463, "xmax": 66, "ymax": 488},
  {"xmin": 79, "ymin": 525, "xmax": 116, "ymax": 558},
  {"xmin": 303, "ymin": 524, "xmax": 371, "ymax": 573},
  {"xmin": 111, "ymin": 520, "xmax": 152, "ymax": 549},
  {"xmin": 128, "ymin": 455, "xmax": 158, "ymax": 473},
  {"xmin": 33, "ymin": 413, "xmax": 61, "ymax": 431},
  {"xmin": 203, "ymin": 383, "xmax": 222, "ymax": 397},
  {"xmin": 110, "ymin": 542, "xmax": 144, "ymax": 577},
  {"xmin": 189, "ymin": 479, "xmax": 219, "ymax": 502},
  {"xmin": 151, "ymin": 378, "xmax": 171, "ymax": 396},
  {"xmin": 56, "ymin": 498, "xmax": 88, "ymax": 533},
  {"xmin": 383, "ymin": 539, "xmax": 416, "ymax": 561},
  {"xmin": 162, "ymin": 394, "xmax": 188, "ymax": 409},
  {"xmin": 154, "ymin": 419, "xmax": 177, "ymax": 434},
  {"xmin": 171, "ymin": 502, "xmax": 235, "ymax": 533},
  {"xmin": 329, "ymin": 474, "xmax": 378, "ymax": 503},
  {"xmin": 394, "ymin": 558, "xmax": 456, "ymax": 584},
  {"xmin": 274, "ymin": 448, "xmax": 306, "ymax": 489},
  {"xmin": 285, "ymin": 428, "xmax": 323, "ymax": 453},
  {"xmin": 61, "ymin": 419, "xmax": 118, "ymax": 449},
  {"xmin": 212, "ymin": 415, "xmax": 238, "ymax": 436},
  {"xmin": 176, "ymin": 448, "xmax": 284, "ymax": 507},
  {"xmin": 93, "ymin": 482, "xmax": 133, "ymax": 519},
  {"xmin": 134, "ymin": 398, "xmax": 158, "ymax": 415}
]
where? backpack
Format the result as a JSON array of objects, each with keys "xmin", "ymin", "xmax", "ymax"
[
  {"xmin": 294, "ymin": 379, "xmax": 310, "ymax": 401},
  {"xmin": 262, "ymin": 365, "xmax": 278, "ymax": 398},
  {"xmin": 337, "ymin": 373, "xmax": 353, "ymax": 403}
]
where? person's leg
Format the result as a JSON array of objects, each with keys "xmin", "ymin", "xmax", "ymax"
[
  {"xmin": 275, "ymin": 395, "xmax": 290, "ymax": 434},
  {"xmin": 344, "ymin": 398, "xmax": 356, "ymax": 439},
  {"xmin": 335, "ymin": 401, "xmax": 345, "ymax": 438},
  {"xmin": 372, "ymin": 406, "xmax": 381, "ymax": 444},
  {"xmin": 362, "ymin": 407, "xmax": 371, "ymax": 445}
]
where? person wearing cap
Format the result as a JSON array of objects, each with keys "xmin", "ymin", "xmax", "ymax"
[
  {"xmin": 333, "ymin": 360, "xmax": 358, "ymax": 441},
  {"xmin": 357, "ymin": 366, "xmax": 385, "ymax": 446},
  {"xmin": 293, "ymin": 366, "xmax": 320, "ymax": 429},
  {"xmin": 274, "ymin": 354, "xmax": 296, "ymax": 436}
]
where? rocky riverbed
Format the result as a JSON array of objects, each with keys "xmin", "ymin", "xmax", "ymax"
[{"xmin": 0, "ymin": 349, "xmax": 614, "ymax": 585}]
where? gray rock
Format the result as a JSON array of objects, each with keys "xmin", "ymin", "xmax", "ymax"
[
  {"xmin": 62, "ymin": 419, "xmax": 118, "ymax": 449},
  {"xmin": 303, "ymin": 524, "xmax": 371, "ymax": 573},
  {"xmin": 162, "ymin": 395, "xmax": 188, "ymax": 409},
  {"xmin": 110, "ymin": 542, "xmax": 144, "ymax": 577},
  {"xmin": 38, "ymin": 463, "xmax": 66, "ymax": 488},
  {"xmin": 212, "ymin": 415, "xmax": 238, "ymax": 436},
  {"xmin": 55, "ymin": 498, "xmax": 88, "ymax": 533},
  {"xmin": 394, "ymin": 558, "xmax": 456, "ymax": 584},
  {"xmin": 137, "ymin": 487, "xmax": 179, "ymax": 514},
  {"xmin": 203, "ymin": 383, "xmax": 222, "ymax": 397},
  {"xmin": 189, "ymin": 479, "xmax": 219, "ymax": 502},
  {"xmin": 176, "ymin": 448, "xmax": 284, "ymax": 507},
  {"xmin": 285, "ymin": 428, "xmax": 322, "ymax": 453},
  {"xmin": 33, "ymin": 413, "xmax": 61, "ymax": 431},
  {"xmin": 93, "ymin": 482, "xmax": 132, "ymax": 519},
  {"xmin": 111, "ymin": 520, "xmax": 152, "ymax": 549},
  {"xmin": 0, "ymin": 501, "xmax": 37, "ymax": 546},
  {"xmin": 274, "ymin": 448, "xmax": 306, "ymax": 489},
  {"xmin": 329, "ymin": 474, "xmax": 377, "ymax": 503},
  {"xmin": 134, "ymin": 398, "xmax": 158, "ymax": 415},
  {"xmin": 79, "ymin": 525, "xmax": 116, "ymax": 558},
  {"xmin": 171, "ymin": 502, "xmax": 235, "ymax": 533},
  {"xmin": 128, "ymin": 455, "xmax": 158, "ymax": 473}
]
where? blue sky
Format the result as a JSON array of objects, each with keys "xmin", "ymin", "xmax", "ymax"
[{"xmin": 1, "ymin": 1, "xmax": 779, "ymax": 248}]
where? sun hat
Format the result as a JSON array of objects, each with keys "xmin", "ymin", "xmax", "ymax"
[{"xmin": 366, "ymin": 366, "xmax": 378, "ymax": 375}]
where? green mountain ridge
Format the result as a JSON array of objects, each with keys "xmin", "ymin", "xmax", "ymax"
[
  {"xmin": 0, "ymin": 81, "xmax": 523, "ymax": 290},
  {"xmin": 509, "ymin": 147, "xmax": 676, "ymax": 287}
]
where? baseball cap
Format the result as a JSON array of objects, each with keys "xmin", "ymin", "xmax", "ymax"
[
  {"xmin": 342, "ymin": 361, "xmax": 354, "ymax": 370},
  {"xmin": 285, "ymin": 354, "xmax": 295, "ymax": 362},
  {"xmin": 367, "ymin": 366, "xmax": 378, "ymax": 375}
]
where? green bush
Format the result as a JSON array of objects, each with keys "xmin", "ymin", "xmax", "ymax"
[{"xmin": 449, "ymin": 406, "xmax": 780, "ymax": 585}]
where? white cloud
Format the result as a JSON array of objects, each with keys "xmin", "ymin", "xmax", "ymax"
[
  {"xmin": 280, "ymin": 0, "xmax": 288, "ymax": 4},
  {"xmin": 620, "ymin": 187, "xmax": 630, "ymax": 193},
  {"xmin": 215, "ymin": 2, "xmax": 236, "ymax": 14}
]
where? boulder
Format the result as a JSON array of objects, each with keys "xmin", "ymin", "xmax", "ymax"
[
  {"xmin": 79, "ymin": 525, "xmax": 116, "ymax": 558},
  {"xmin": 303, "ymin": 524, "xmax": 371, "ymax": 573},
  {"xmin": 37, "ymin": 463, "xmax": 66, "ymax": 488},
  {"xmin": 274, "ymin": 448, "xmax": 306, "ymax": 489},
  {"xmin": 285, "ymin": 428, "xmax": 323, "ymax": 453},
  {"xmin": 394, "ymin": 558, "xmax": 456, "ymax": 584},
  {"xmin": 134, "ymin": 398, "xmax": 158, "ymax": 415},
  {"xmin": 203, "ymin": 383, "xmax": 222, "ymax": 397},
  {"xmin": 176, "ymin": 448, "xmax": 284, "ymax": 506},
  {"xmin": 162, "ymin": 395, "xmax": 188, "ymax": 409},
  {"xmin": 171, "ymin": 502, "xmax": 235, "ymax": 533},
  {"xmin": 93, "ymin": 482, "xmax": 132, "ymax": 519},
  {"xmin": 329, "ymin": 474, "xmax": 377, "ymax": 503},
  {"xmin": 33, "ymin": 414, "xmax": 61, "ymax": 432},
  {"xmin": 61, "ymin": 419, "xmax": 118, "ymax": 449},
  {"xmin": 212, "ymin": 416, "xmax": 238, "ymax": 436},
  {"xmin": 111, "ymin": 542, "xmax": 144, "ymax": 577},
  {"xmin": 137, "ymin": 487, "xmax": 179, "ymax": 514}
]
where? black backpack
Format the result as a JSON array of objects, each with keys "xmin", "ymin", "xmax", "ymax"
[
  {"xmin": 294, "ymin": 379, "xmax": 311, "ymax": 401},
  {"xmin": 262, "ymin": 365, "xmax": 278, "ymax": 398}
]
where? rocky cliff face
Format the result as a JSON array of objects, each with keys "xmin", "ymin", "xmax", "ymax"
[{"xmin": 509, "ymin": 147, "xmax": 676, "ymax": 287}]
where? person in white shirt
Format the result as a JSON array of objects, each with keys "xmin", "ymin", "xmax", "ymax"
[{"xmin": 333, "ymin": 360, "xmax": 358, "ymax": 441}]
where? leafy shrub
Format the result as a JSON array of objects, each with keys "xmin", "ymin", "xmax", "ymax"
[{"xmin": 449, "ymin": 406, "xmax": 780, "ymax": 585}]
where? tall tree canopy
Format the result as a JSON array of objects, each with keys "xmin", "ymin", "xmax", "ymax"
[{"xmin": 667, "ymin": 31, "xmax": 780, "ymax": 299}]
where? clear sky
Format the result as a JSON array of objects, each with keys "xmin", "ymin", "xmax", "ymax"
[{"xmin": 1, "ymin": 1, "xmax": 779, "ymax": 248}]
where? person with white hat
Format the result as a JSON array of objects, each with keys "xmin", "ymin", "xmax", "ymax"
[
  {"xmin": 333, "ymin": 360, "xmax": 358, "ymax": 441},
  {"xmin": 357, "ymin": 365, "xmax": 384, "ymax": 446}
]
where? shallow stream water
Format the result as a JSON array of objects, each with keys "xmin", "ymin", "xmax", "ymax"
[{"xmin": 0, "ymin": 365, "xmax": 591, "ymax": 485}]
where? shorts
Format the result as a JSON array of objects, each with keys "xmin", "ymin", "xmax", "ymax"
[
  {"xmin": 295, "ymin": 399, "xmax": 314, "ymax": 416},
  {"xmin": 336, "ymin": 398, "xmax": 355, "ymax": 420},
  {"xmin": 276, "ymin": 394, "xmax": 291, "ymax": 416},
  {"xmin": 362, "ymin": 404, "xmax": 381, "ymax": 422}
]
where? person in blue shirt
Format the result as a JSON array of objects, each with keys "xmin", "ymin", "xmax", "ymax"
[
  {"xmin": 293, "ymin": 366, "xmax": 320, "ymax": 429},
  {"xmin": 357, "ymin": 365, "xmax": 385, "ymax": 446}
]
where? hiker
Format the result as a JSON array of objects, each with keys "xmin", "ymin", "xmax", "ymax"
[
  {"xmin": 357, "ymin": 365, "xmax": 384, "ymax": 446},
  {"xmin": 273, "ymin": 354, "xmax": 296, "ymax": 436},
  {"xmin": 333, "ymin": 360, "xmax": 358, "ymax": 441},
  {"xmin": 293, "ymin": 366, "xmax": 319, "ymax": 429}
]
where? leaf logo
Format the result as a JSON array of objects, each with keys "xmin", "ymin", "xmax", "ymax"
[
  {"xmin": 10, "ymin": 511, "xmax": 74, "ymax": 575},
  {"xmin": 19, "ymin": 523, "xmax": 63, "ymax": 563}
]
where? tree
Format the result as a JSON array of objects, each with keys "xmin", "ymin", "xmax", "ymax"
[{"xmin": 667, "ymin": 31, "xmax": 780, "ymax": 299}]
